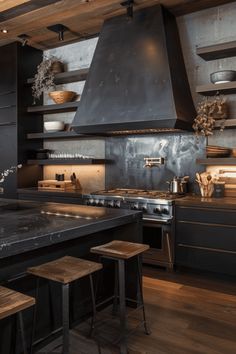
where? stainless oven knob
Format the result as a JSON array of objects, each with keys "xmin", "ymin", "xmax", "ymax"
[
  {"xmin": 162, "ymin": 208, "xmax": 169, "ymax": 215},
  {"xmin": 131, "ymin": 203, "xmax": 139, "ymax": 210},
  {"xmin": 141, "ymin": 205, "xmax": 147, "ymax": 213},
  {"xmin": 87, "ymin": 198, "xmax": 94, "ymax": 205},
  {"xmin": 107, "ymin": 201, "xmax": 114, "ymax": 208},
  {"xmin": 114, "ymin": 200, "xmax": 121, "ymax": 208},
  {"xmin": 98, "ymin": 200, "xmax": 105, "ymax": 206},
  {"xmin": 154, "ymin": 207, "xmax": 161, "ymax": 214}
]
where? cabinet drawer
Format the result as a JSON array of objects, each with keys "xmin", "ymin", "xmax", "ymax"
[
  {"xmin": 176, "ymin": 245, "xmax": 236, "ymax": 276},
  {"xmin": 0, "ymin": 91, "xmax": 16, "ymax": 108},
  {"xmin": 176, "ymin": 206, "xmax": 236, "ymax": 225},
  {"xmin": 176, "ymin": 221, "xmax": 236, "ymax": 251},
  {"xmin": 0, "ymin": 106, "xmax": 17, "ymax": 124}
]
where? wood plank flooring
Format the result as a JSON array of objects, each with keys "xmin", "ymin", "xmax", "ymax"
[{"xmin": 38, "ymin": 268, "xmax": 236, "ymax": 354}]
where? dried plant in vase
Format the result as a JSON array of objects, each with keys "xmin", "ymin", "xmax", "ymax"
[
  {"xmin": 193, "ymin": 95, "xmax": 227, "ymax": 136},
  {"xmin": 32, "ymin": 55, "xmax": 63, "ymax": 104}
]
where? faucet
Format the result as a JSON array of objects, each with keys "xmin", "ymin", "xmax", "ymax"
[{"xmin": 144, "ymin": 157, "xmax": 165, "ymax": 168}]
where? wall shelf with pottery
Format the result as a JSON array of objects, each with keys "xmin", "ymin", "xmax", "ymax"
[
  {"xmin": 27, "ymin": 131, "xmax": 90, "ymax": 139},
  {"xmin": 27, "ymin": 101, "xmax": 80, "ymax": 114},
  {"xmin": 196, "ymin": 158, "xmax": 236, "ymax": 165},
  {"xmin": 196, "ymin": 41, "xmax": 236, "ymax": 61},
  {"xmin": 27, "ymin": 159, "xmax": 107, "ymax": 165},
  {"xmin": 196, "ymin": 81, "xmax": 236, "ymax": 96},
  {"xmin": 27, "ymin": 68, "xmax": 89, "ymax": 85}
]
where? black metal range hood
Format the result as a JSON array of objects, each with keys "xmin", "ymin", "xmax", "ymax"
[{"xmin": 72, "ymin": 4, "xmax": 196, "ymax": 135}]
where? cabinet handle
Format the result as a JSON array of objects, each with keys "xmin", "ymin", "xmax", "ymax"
[
  {"xmin": 166, "ymin": 232, "xmax": 172, "ymax": 263},
  {"xmin": 0, "ymin": 104, "xmax": 16, "ymax": 109},
  {"xmin": 178, "ymin": 243, "xmax": 236, "ymax": 255},
  {"xmin": 178, "ymin": 220, "xmax": 236, "ymax": 228},
  {"xmin": 0, "ymin": 122, "xmax": 16, "ymax": 126},
  {"xmin": 0, "ymin": 90, "xmax": 15, "ymax": 96}
]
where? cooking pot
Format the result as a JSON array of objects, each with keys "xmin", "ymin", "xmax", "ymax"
[{"xmin": 167, "ymin": 176, "xmax": 189, "ymax": 194}]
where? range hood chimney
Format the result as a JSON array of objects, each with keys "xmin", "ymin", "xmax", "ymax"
[{"xmin": 72, "ymin": 5, "xmax": 196, "ymax": 135}]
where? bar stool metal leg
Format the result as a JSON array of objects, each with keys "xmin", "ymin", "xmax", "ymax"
[
  {"xmin": 62, "ymin": 283, "xmax": 70, "ymax": 354},
  {"xmin": 137, "ymin": 255, "xmax": 151, "ymax": 335},
  {"xmin": 118, "ymin": 259, "xmax": 127, "ymax": 354},
  {"xmin": 112, "ymin": 261, "xmax": 119, "ymax": 316},
  {"xmin": 89, "ymin": 274, "xmax": 96, "ymax": 337},
  {"xmin": 18, "ymin": 311, "xmax": 28, "ymax": 354},
  {"xmin": 30, "ymin": 277, "xmax": 40, "ymax": 354}
]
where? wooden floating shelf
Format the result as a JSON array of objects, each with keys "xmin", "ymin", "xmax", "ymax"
[
  {"xmin": 27, "ymin": 131, "xmax": 86, "ymax": 139},
  {"xmin": 196, "ymin": 158, "xmax": 236, "ymax": 165},
  {"xmin": 27, "ymin": 159, "xmax": 107, "ymax": 165},
  {"xmin": 27, "ymin": 68, "xmax": 89, "ymax": 85},
  {"xmin": 27, "ymin": 101, "xmax": 80, "ymax": 114},
  {"xmin": 196, "ymin": 81, "xmax": 236, "ymax": 95},
  {"xmin": 214, "ymin": 119, "xmax": 236, "ymax": 129},
  {"xmin": 196, "ymin": 41, "xmax": 236, "ymax": 61}
]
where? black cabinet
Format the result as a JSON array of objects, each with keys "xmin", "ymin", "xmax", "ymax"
[
  {"xmin": 175, "ymin": 205, "xmax": 236, "ymax": 276},
  {"xmin": 0, "ymin": 43, "xmax": 43, "ymax": 198},
  {"xmin": 0, "ymin": 126, "xmax": 17, "ymax": 198},
  {"xmin": 0, "ymin": 45, "xmax": 17, "ymax": 93}
]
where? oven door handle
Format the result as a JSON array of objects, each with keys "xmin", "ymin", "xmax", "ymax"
[{"xmin": 143, "ymin": 217, "xmax": 172, "ymax": 224}]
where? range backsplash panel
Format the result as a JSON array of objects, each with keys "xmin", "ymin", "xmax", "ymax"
[{"xmin": 105, "ymin": 133, "xmax": 206, "ymax": 192}]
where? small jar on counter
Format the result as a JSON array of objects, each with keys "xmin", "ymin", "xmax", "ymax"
[{"xmin": 213, "ymin": 182, "xmax": 225, "ymax": 198}]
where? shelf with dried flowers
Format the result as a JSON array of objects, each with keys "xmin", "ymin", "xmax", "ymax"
[{"xmin": 193, "ymin": 95, "xmax": 227, "ymax": 136}]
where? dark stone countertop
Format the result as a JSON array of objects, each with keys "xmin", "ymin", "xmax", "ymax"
[
  {"xmin": 0, "ymin": 198, "xmax": 142, "ymax": 259},
  {"xmin": 175, "ymin": 194, "xmax": 236, "ymax": 209}
]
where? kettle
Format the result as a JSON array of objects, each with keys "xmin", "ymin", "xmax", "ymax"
[{"xmin": 167, "ymin": 176, "xmax": 189, "ymax": 194}]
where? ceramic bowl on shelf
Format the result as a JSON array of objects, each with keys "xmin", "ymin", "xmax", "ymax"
[
  {"xmin": 48, "ymin": 90, "xmax": 76, "ymax": 104},
  {"xmin": 210, "ymin": 70, "xmax": 236, "ymax": 84},
  {"xmin": 44, "ymin": 121, "xmax": 65, "ymax": 132}
]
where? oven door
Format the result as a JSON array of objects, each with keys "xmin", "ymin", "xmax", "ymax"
[{"xmin": 142, "ymin": 219, "xmax": 173, "ymax": 269}]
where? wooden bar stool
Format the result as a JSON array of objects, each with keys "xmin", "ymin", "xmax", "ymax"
[
  {"xmin": 91, "ymin": 240, "xmax": 150, "ymax": 354},
  {"xmin": 0, "ymin": 286, "xmax": 35, "ymax": 354},
  {"xmin": 27, "ymin": 256, "xmax": 102, "ymax": 354}
]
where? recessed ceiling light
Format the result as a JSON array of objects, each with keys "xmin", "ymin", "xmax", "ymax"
[{"xmin": 1, "ymin": 29, "xmax": 8, "ymax": 34}]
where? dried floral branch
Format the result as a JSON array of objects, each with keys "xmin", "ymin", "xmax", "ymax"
[
  {"xmin": 193, "ymin": 95, "xmax": 227, "ymax": 136},
  {"xmin": 32, "ymin": 55, "xmax": 61, "ymax": 103},
  {"xmin": 0, "ymin": 165, "xmax": 22, "ymax": 183}
]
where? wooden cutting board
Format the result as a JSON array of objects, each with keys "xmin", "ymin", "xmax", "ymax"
[{"xmin": 38, "ymin": 180, "xmax": 75, "ymax": 191}]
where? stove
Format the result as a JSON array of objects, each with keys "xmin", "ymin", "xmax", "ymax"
[
  {"xmin": 84, "ymin": 188, "xmax": 185, "ymax": 269},
  {"xmin": 85, "ymin": 188, "xmax": 184, "ymax": 223}
]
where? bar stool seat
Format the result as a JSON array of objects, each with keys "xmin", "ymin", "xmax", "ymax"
[
  {"xmin": 91, "ymin": 240, "xmax": 150, "ymax": 354},
  {"xmin": 28, "ymin": 256, "xmax": 102, "ymax": 284},
  {"xmin": 0, "ymin": 286, "xmax": 35, "ymax": 354},
  {"xmin": 28, "ymin": 256, "xmax": 102, "ymax": 354},
  {"xmin": 91, "ymin": 240, "xmax": 149, "ymax": 259}
]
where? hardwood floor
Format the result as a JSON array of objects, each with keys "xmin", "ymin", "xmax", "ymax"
[{"xmin": 38, "ymin": 267, "xmax": 236, "ymax": 354}]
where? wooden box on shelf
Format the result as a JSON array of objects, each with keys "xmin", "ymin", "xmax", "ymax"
[{"xmin": 38, "ymin": 180, "xmax": 81, "ymax": 191}]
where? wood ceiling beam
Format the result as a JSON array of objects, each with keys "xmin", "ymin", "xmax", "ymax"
[
  {"xmin": 0, "ymin": 1, "xmax": 30, "ymax": 12},
  {"xmin": 0, "ymin": 0, "xmax": 120, "ymax": 38},
  {"xmin": 0, "ymin": 0, "xmax": 62, "ymax": 22}
]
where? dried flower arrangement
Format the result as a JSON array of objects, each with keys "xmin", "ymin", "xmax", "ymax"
[
  {"xmin": 193, "ymin": 95, "xmax": 227, "ymax": 136},
  {"xmin": 0, "ymin": 165, "xmax": 22, "ymax": 193},
  {"xmin": 32, "ymin": 55, "xmax": 63, "ymax": 103},
  {"xmin": 0, "ymin": 165, "xmax": 22, "ymax": 183}
]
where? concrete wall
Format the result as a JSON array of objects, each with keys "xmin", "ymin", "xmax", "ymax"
[
  {"xmin": 43, "ymin": 2, "xmax": 236, "ymax": 192},
  {"xmin": 178, "ymin": 3, "xmax": 236, "ymax": 150}
]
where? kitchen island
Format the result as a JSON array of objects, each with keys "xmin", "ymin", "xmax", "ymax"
[{"xmin": 0, "ymin": 198, "xmax": 142, "ymax": 353}]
